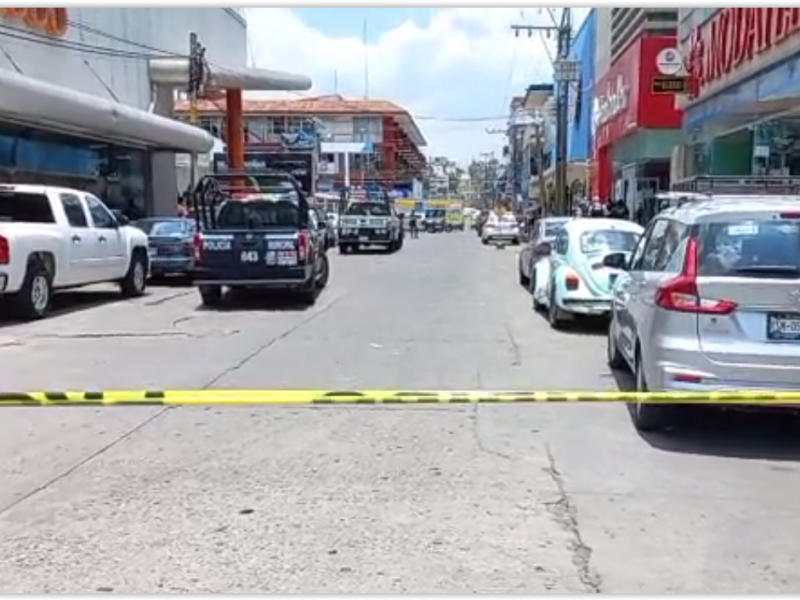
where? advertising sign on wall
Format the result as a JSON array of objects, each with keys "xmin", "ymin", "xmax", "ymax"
[{"xmin": 593, "ymin": 35, "xmax": 684, "ymax": 150}]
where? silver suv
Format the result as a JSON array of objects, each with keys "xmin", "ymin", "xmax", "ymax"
[{"xmin": 605, "ymin": 196, "xmax": 800, "ymax": 431}]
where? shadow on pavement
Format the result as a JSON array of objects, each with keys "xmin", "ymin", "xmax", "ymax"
[
  {"xmin": 0, "ymin": 290, "xmax": 128, "ymax": 328},
  {"xmin": 148, "ymin": 276, "xmax": 194, "ymax": 288},
  {"xmin": 339, "ymin": 248, "xmax": 393, "ymax": 256},
  {"xmin": 637, "ymin": 408, "xmax": 800, "ymax": 462},
  {"xmin": 534, "ymin": 309, "xmax": 609, "ymax": 336},
  {"xmin": 194, "ymin": 289, "xmax": 313, "ymax": 313},
  {"xmin": 611, "ymin": 366, "xmax": 800, "ymax": 462}
]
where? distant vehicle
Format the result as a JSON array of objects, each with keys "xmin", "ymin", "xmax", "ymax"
[
  {"xmin": 474, "ymin": 210, "xmax": 490, "ymax": 236},
  {"xmin": 0, "ymin": 183, "xmax": 149, "ymax": 320},
  {"xmin": 445, "ymin": 207, "xmax": 465, "ymax": 232},
  {"xmin": 536, "ymin": 218, "xmax": 644, "ymax": 325},
  {"xmin": 311, "ymin": 206, "xmax": 337, "ymax": 250},
  {"xmin": 518, "ymin": 216, "xmax": 572, "ymax": 289},
  {"xmin": 607, "ymin": 195, "xmax": 800, "ymax": 431},
  {"xmin": 338, "ymin": 201, "xmax": 404, "ymax": 253},
  {"xmin": 190, "ymin": 171, "xmax": 330, "ymax": 307},
  {"xmin": 424, "ymin": 208, "xmax": 446, "ymax": 233},
  {"xmin": 134, "ymin": 217, "xmax": 198, "ymax": 279},
  {"xmin": 481, "ymin": 213, "xmax": 521, "ymax": 245}
]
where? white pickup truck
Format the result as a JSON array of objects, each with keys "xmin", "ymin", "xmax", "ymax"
[{"xmin": 0, "ymin": 183, "xmax": 150, "ymax": 320}]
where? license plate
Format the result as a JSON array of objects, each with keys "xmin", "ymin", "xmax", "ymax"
[
  {"xmin": 359, "ymin": 236, "xmax": 369, "ymax": 242},
  {"xmin": 767, "ymin": 313, "xmax": 800, "ymax": 341},
  {"xmin": 277, "ymin": 251, "xmax": 298, "ymax": 266}
]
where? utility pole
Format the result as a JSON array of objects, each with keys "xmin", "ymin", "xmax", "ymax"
[{"xmin": 511, "ymin": 11, "xmax": 579, "ymax": 215}]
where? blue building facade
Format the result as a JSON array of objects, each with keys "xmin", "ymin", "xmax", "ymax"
[{"xmin": 567, "ymin": 9, "xmax": 596, "ymax": 163}]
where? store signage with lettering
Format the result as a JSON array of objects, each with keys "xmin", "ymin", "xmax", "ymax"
[
  {"xmin": 688, "ymin": 8, "xmax": 800, "ymax": 92},
  {"xmin": 651, "ymin": 76, "xmax": 689, "ymax": 94},
  {"xmin": 0, "ymin": 8, "xmax": 68, "ymax": 37},
  {"xmin": 591, "ymin": 75, "xmax": 630, "ymax": 133}
]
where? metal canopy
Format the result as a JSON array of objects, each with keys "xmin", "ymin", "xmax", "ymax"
[
  {"xmin": 148, "ymin": 58, "xmax": 312, "ymax": 92},
  {"xmin": 0, "ymin": 68, "xmax": 214, "ymax": 153}
]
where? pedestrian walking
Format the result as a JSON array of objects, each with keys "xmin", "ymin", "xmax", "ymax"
[{"xmin": 409, "ymin": 212, "xmax": 419, "ymax": 239}]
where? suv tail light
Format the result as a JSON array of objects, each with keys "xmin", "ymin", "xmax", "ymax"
[
  {"xmin": 192, "ymin": 232, "xmax": 203, "ymax": 262},
  {"xmin": 655, "ymin": 237, "xmax": 738, "ymax": 315},
  {"xmin": 297, "ymin": 230, "xmax": 310, "ymax": 262},
  {"xmin": 0, "ymin": 235, "xmax": 8, "ymax": 265}
]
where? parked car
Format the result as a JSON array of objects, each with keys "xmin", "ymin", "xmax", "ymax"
[
  {"xmin": 191, "ymin": 173, "xmax": 330, "ymax": 307},
  {"xmin": 535, "ymin": 218, "xmax": 644, "ymax": 325},
  {"xmin": 133, "ymin": 217, "xmax": 197, "ymax": 279},
  {"xmin": 0, "ymin": 183, "xmax": 150, "ymax": 320},
  {"xmin": 606, "ymin": 195, "xmax": 800, "ymax": 431},
  {"xmin": 481, "ymin": 213, "xmax": 521, "ymax": 245},
  {"xmin": 518, "ymin": 216, "xmax": 572, "ymax": 288}
]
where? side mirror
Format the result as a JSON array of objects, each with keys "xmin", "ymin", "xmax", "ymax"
[
  {"xmin": 534, "ymin": 241, "xmax": 552, "ymax": 256},
  {"xmin": 602, "ymin": 252, "xmax": 628, "ymax": 270},
  {"xmin": 111, "ymin": 209, "xmax": 129, "ymax": 226}
]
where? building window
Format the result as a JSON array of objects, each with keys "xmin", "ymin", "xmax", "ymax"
[
  {"xmin": 0, "ymin": 122, "xmax": 151, "ymax": 218},
  {"xmin": 352, "ymin": 116, "xmax": 382, "ymax": 143},
  {"xmin": 271, "ymin": 117, "xmax": 286, "ymax": 134},
  {"xmin": 286, "ymin": 117, "xmax": 305, "ymax": 133}
]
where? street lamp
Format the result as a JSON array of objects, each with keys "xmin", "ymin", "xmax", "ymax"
[{"xmin": 553, "ymin": 58, "xmax": 581, "ymax": 215}]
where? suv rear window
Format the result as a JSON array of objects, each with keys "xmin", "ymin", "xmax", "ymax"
[
  {"xmin": 697, "ymin": 219, "xmax": 800, "ymax": 278},
  {"xmin": 217, "ymin": 199, "xmax": 300, "ymax": 228},
  {"xmin": 0, "ymin": 191, "xmax": 55, "ymax": 223}
]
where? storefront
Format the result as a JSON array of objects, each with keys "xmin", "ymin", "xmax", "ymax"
[
  {"xmin": 680, "ymin": 8, "xmax": 800, "ymax": 178},
  {"xmin": 0, "ymin": 8, "xmax": 311, "ymax": 216},
  {"xmin": 591, "ymin": 35, "xmax": 684, "ymax": 207}
]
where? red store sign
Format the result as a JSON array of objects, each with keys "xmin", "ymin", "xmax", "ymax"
[
  {"xmin": 593, "ymin": 36, "xmax": 683, "ymax": 150},
  {"xmin": 687, "ymin": 8, "xmax": 800, "ymax": 94}
]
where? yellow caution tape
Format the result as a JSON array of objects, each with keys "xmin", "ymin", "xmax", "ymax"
[{"xmin": 1, "ymin": 390, "xmax": 800, "ymax": 406}]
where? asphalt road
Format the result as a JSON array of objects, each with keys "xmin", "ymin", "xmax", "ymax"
[{"xmin": 2, "ymin": 231, "xmax": 800, "ymax": 593}]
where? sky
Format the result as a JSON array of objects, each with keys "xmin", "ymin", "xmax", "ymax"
[{"xmin": 244, "ymin": 7, "xmax": 590, "ymax": 166}]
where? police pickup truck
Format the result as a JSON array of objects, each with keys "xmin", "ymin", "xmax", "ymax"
[
  {"xmin": 190, "ymin": 172, "xmax": 330, "ymax": 306},
  {"xmin": 337, "ymin": 200, "xmax": 404, "ymax": 254}
]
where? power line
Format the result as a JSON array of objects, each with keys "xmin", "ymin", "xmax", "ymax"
[
  {"xmin": 66, "ymin": 19, "xmax": 184, "ymax": 57},
  {"xmin": 0, "ymin": 23, "xmax": 179, "ymax": 60}
]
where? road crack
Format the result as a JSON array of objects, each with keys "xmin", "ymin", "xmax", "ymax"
[
  {"xmin": 31, "ymin": 332, "xmax": 194, "ymax": 340},
  {"xmin": 471, "ymin": 403, "xmax": 514, "ymax": 461},
  {"xmin": 201, "ymin": 294, "xmax": 343, "ymax": 389},
  {"xmin": 0, "ymin": 406, "xmax": 175, "ymax": 517},
  {"xmin": 144, "ymin": 290, "xmax": 193, "ymax": 306},
  {"xmin": 543, "ymin": 442, "xmax": 602, "ymax": 593},
  {"xmin": 503, "ymin": 321, "xmax": 522, "ymax": 366}
]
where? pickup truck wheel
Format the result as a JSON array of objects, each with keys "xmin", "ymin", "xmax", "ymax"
[
  {"xmin": 298, "ymin": 278, "xmax": 319, "ymax": 305},
  {"xmin": 120, "ymin": 250, "xmax": 147, "ymax": 297},
  {"xmin": 199, "ymin": 285, "xmax": 223, "ymax": 307},
  {"xmin": 338, "ymin": 244, "xmax": 349, "ymax": 255},
  {"xmin": 396, "ymin": 235, "xmax": 404, "ymax": 250},
  {"xmin": 11, "ymin": 260, "xmax": 53, "ymax": 320}
]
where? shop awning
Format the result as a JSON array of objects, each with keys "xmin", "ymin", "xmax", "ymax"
[{"xmin": 0, "ymin": 68, "xmax": 214, "ymax": 153}]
